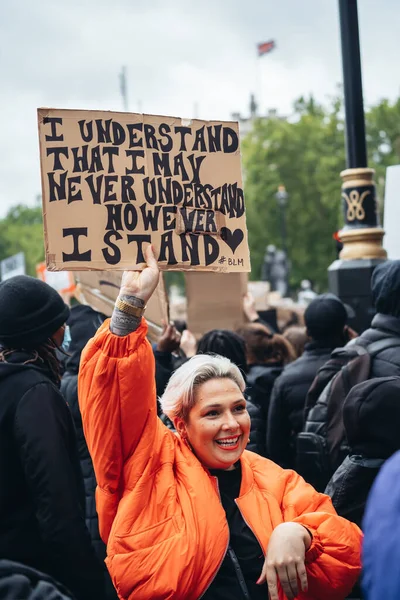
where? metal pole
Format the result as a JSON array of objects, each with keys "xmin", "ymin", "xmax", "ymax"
[
  {"xmin": 119, "ymin": 66, "xmax": 129, "ymax": 112},
  {"xmin": 338, "ymin": 0, "xmax": 367, "ymax": 168}
]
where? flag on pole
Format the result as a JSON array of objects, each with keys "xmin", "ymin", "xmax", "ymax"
[{"xmin": 257, "ymin": 40, "xmax": 275, "ymax": 56}]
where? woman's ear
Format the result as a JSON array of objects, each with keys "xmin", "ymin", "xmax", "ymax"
[{"xmin": 174, "ymin": 417, "xmax": 187, "ymax": 439}]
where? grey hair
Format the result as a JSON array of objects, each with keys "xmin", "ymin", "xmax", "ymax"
[{"xmin": 160, "ymin": 353, "xmax": 246, "ymax": 421}]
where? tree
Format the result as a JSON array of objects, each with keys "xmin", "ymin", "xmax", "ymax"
[
  {"xmin": 242, "ymin": 95, "xmax": 345, "ymax": 291},
  {"xmin": 0, "ymin": 203, "xmax": 45, "ymax": 277},
  {"xmin": 366, "ymin": 97, "xmax": 400, "ymax": 214}
]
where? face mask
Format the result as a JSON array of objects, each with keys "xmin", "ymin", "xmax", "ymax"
[{"xmin": 61, "ymin": 325, "xmax": 71, "ymax": 352}]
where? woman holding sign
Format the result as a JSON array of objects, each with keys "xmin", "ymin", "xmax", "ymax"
[{"xmin": 78, "ymin": 246, "xmax": 362, "ymax": 600}]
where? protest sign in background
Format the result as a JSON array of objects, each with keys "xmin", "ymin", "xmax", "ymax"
[
  {"xmin": 1, "ymin": 252, "xmax": 26, "ymax": 281},
  {"xmin": 186, "ymin": 272, "xmax": 248, "ymax": 337},
  {"xmin": 38, "ymin": 108, "xmax": 250, "ymax": 273},
  {"xmin": 36, "ymin": 261, "xmax": 75, "ymax": 303},
  {"xmin": 75, "ymin": 270, "xmax": 169, "ymax": 337}
]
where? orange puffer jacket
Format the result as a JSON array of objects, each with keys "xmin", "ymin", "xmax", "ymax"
[{"xmin": 78, "ymin": 319, "xmax": 362, "ymax": 600}]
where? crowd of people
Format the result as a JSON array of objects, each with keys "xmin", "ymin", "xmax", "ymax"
[{"xmin": 1, "ymin": 255, "xmax": 400, "ymax": 598}]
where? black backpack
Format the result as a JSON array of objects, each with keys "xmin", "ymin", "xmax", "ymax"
[{"xmin": 296, "ymin": 337, "xmax": 400, "ymax": 491}]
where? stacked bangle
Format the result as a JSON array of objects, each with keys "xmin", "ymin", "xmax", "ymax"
[{"xmin": 115, "ymin": 296, "xmax": 146, "ymax": 318}]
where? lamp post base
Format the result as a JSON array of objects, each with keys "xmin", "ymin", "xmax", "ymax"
[
  {"xmin": 328, "ymin": 258, "xmax": 385, "ymax": 333},
  {"xmin": 339, "ymin": 227, "xmax": 387, "ymax": 260}
]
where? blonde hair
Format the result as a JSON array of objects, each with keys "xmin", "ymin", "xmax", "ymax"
[{"xmin": 160, "ymin": 353, "xmax": 245, "ymax": 421}]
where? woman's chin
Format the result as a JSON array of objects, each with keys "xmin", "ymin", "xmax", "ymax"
[{"xmin": 210, "ymin": 447, "xmax": 244, "ymax": 470}]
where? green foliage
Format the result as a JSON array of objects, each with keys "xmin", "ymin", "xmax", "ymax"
[
  {"xmin": 242, "ymin": 95, "xmax": 345, "ymax": 291},
  {"xmin": 0, "ymin": 203, "xmax": 45, "ymax": 277},
  {"xmin": 367, "ymin": 97, "xmax": 400, "ymax": 214},
  {"xmin": 242, "ymin": 94, "xmax": 400, "ymax": 291}
]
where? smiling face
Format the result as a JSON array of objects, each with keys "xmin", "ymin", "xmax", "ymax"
[{"xmin": 174, "ymin": 377, "xmax": 251, "ymax": 471}]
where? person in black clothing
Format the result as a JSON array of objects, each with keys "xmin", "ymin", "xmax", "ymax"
[
  {"xmin": 60, "ymin": 305, "xmax": 117, "ymax": 600},
  {"xmin": 197, "ymin": 329, "xmax": 266, "ymax": 456},
  {"xmin": 301, "ymin": 261, "xmax": 400, "ymax": 489},
  {"xmin": 267, "ymin": 294, "xmax": 352, "ymax": 469},
  {"xmin": 0, "ymin": 275, "xmax": 105, "ymax": 600},
  {"xmin": 236, "ymin": 322, "xmax": 295, "ymax": 457},
  {"xmin": 350, "ymin": 260, "xmax": 400, "ymax": 378},
  {"xmin": 0, "ymin": 560, "xmax": 75, "ymax": 600},
  {"xmin": 325, "ymin": 376, "xmax": 400, "ymax": 600},
  {"xmin": 153, "ymin": 322, "xmax": 184, "ymax": 399},
  {"xmin": 325, "ymin": 376, "xmax": 400, "ymax": 528}
]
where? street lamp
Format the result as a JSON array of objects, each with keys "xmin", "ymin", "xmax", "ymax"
[
  {"xmin": 328, "ymin": 0, "xmax": 386, "ymax": 333},
  {"xmin": 275, "ymin": 185, "xmax": 289, "ymax": 257}
]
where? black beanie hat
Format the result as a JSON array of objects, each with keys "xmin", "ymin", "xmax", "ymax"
[
  {"xmin": 0, "ymin": 275, "xmax": 70, "ymax": 349},
  {"xmin": 371, "ymin": 260, "xmax": 400, "ymax": 317}
]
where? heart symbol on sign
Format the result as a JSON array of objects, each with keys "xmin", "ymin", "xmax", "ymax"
[{"xmin": 220, "ymin": 227, "xmax": 244, "ymax": 254}]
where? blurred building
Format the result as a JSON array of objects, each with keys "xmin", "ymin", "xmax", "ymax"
[{"xmin": 231, "ymin": 94, "xmax": 285, "ymax": 137}]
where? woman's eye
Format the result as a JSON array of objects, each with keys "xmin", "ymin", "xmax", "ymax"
[
  {"xmin": 205, "ymin": 410, "xmax": 219, "ymax": 417},
  {"xmin": 234, "ymin": 405, "xmax": 246, "ymax": 412}
]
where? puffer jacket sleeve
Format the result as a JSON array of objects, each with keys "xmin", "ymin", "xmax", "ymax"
[
  {"xmin": 78, "ymin": 318, "xmax": 157, "ymax": 543},
  {"xmin": 281, "ymin": 469, "xmax": 362, "ymax": 600}
]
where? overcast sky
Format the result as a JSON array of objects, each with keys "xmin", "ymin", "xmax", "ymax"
[{"xmin": 0, "ymin": 0, "xmax": 399, "ymax": 217}]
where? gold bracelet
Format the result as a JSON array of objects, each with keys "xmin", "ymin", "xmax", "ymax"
[{"xmin": 115, "ymin": 297, "xmax": 146, "ymax": 318}]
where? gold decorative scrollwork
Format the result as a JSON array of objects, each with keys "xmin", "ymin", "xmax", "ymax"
[{"xmin": 342, "ymin": 189, "xmax": 371, "ymax": 221}]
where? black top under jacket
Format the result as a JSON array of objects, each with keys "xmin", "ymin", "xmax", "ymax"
[{"xmin": 203, "ymin": 463, "xmax": 267, "ymax": 600}]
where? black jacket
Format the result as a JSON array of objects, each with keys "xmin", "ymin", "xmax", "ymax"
[
  {"xmin": 244, "ymin": 393, "xmax": 265, "ymax": 457},
  {"xmin": 0, "ymin": 352, "xmax": 104, "ymax": 600},
  {"xmin": 61, "ymin": 305, "xmax": 117, "ymax": 600},
  {"xmin": 300, "ymin": 314, "xmax": 400, "ymax": 489},
  {"xmin": 246, "ymin": 363, "xmax": 283, "ymax": 458},
  {"xmin": 354, "ymin": 313, "xmax": 400, "ymax": 377},
  {"xmin": 267, "ymin": 343, "xmax": 334, "ymax": 469},
  {"xmin": 0, "ymin": 560, "xmax": 75, "ymax": 600},
  {"xmin": 61, "ymin": 306, "xmax": 105, "ymax": 560},
  {"xmin": 325, "ymin": 375, "xmax": 400, "ymax": 527}
]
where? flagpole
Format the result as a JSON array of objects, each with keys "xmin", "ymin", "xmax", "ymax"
[
  {"xmin": 119, "ymin": 66, "xmax": 129, "ymax": 112},
  {"xmin": 256, "ymin": 54, "xmax": 263, "ymax": 115},
  {"xmin": 256, "ymin": 40, "xmax": 276, "ymax": 116}
]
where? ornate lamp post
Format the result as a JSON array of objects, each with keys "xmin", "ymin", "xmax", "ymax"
[{"xmin": 328, "ymin": 0, "xmax": 386, "ymax": 332}]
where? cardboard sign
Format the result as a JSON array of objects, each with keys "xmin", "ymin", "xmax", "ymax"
[
  {"xmin": 37, "ymin": 108, "xmax": 251, "ymax": 273},
  {"xmin": 75, "ymin": 270, "xmax": 169, "ymax": 330},
  {"xmin": 186, "ymin": 272, "xmax": 247, "ymax": 337},
  {"xmin": 384, "ymin": 165, "xmax": 400, "ymax": 259},
  {"xmin": 247, "ymin": 281, "xmax": 270, "ymax": 310},
  {"xmin": 1, "ymin": 252, "xmax": 25, "ymax": 281}
]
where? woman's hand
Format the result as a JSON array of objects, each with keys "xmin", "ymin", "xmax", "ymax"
[
  {"xmin": 120, "ymin": 244, "xmax": 160, "ymax": 303},
  {"xmin": 258, "ymin": 523, "xmax": 311, "ymax": 600}
]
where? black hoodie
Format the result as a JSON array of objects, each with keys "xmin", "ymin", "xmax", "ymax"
[
  {"xmin": 325, "ymin": 376, "xmax": 400, "ymax": 528},
  {"xmin": 61, "ymin": 305, "xmax": 106, "ymax": 560},
  {"xmin": 0, "ymin": 560, "xmax": 75, "ymax": 600},
  {"xmin": 0, "ymin": 348, "xmax": 105, "ymax": 600},
  {"xmin": 60, "ymin": 306, "xmax": 117, "ymax": 600}
]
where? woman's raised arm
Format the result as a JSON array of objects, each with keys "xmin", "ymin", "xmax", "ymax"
[{"xmin": 78, "ymin": 246, "xmax": 160, "ymax": 542}]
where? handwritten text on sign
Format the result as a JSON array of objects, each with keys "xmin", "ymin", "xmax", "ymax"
[{"xmin": 38, "ymin": 109, "xmax": 250, "ymax": 272}]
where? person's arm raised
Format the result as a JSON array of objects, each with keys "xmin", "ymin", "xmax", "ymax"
[{"xmin": 78, "ymin": 245, "xmax": 161, "ymax": 543}]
